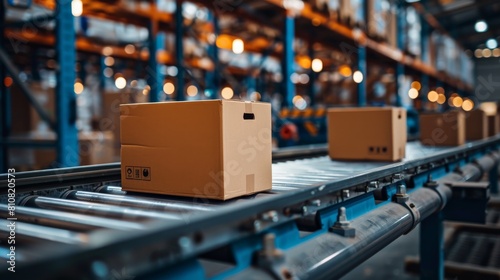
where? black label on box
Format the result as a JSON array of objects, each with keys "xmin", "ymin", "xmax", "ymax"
[{"xmin": 125, "ymin": 166, "xmax": 151, "ymax": 181}]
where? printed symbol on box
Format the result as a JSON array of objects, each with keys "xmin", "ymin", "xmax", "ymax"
[
  {"xmin": 126, "ymin": 167, "xmax": 134, "ymax": 179},
  {"xmin": 134, "ymin": 167, "xmax": 141, "ymax": 180},
  {"xmin": 142, "ymin": 167, "xmax": 151, "ymax": 181}
]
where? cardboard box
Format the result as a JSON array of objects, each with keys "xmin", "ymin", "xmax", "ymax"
[
  {"xmin": 101, "ymin": 91, "xmax": 149, "ymax": 157},
  {"xmin": 488, "ymin": 115, "xmax": 500, "ymax": 137},
  {"xmin": 29, "ymin": 84, "xmax": 55, "ymax": 133},
  {"xmin": 120, "ymin": 100, "xmax": 272, "ymax": 200},
  {"xmin": 31, "ymin": 131, "xmax": 114, "ymax": 168},
  {"xmin": 465, "ymin": 109, "xmax": 488, "ymax": 141},
  {"xmin": 420, "ymin": 111, "xmax": 465, "ymax": 146},
  {"xmin": 327, "ymin": 107, "xmax": 407, "ymax": 161}
]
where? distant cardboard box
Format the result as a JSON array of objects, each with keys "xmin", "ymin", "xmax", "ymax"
[
  {"xmin": 420, "ymin": 111, "xmax": 465, "ymax": 146},
  {"xmin": 465, "ymin": 109, "xmax": 488, "ymax": 141},
  {"xmin": 120, "ymin": 100, "xmax": 272, "ymax": 200},
  {"xmin": 488, "ymin": 114, "xmax": 499, "ymax": 137},
  {"xmin": 327, "ymin": 107, "xmax": 407, "ymax": 161}
]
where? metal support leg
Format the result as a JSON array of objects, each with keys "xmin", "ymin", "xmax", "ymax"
[
  {"xmin": 55, "ymin": 0, "xmax": 78, "ymax": 167},
  {"xmin": 0, "ymin": 1, "xmax": 8, "ymax": 172},
  {"xmin": 357, "ymin": 45, "xmax": 367, "ymax": 106},
  {"xmin": 308, "ymin": 48, "xmax": 317, "ymax": 107},
  {"xmin": 395, "ymin": 4, "xmax": 406, "ymax": 107},
  {"xmin": 147, "ymin": 19, "xmax": 164, "ymax": 102},
  {"xmin": 489, "ymin": 161, "xmax": 499, "ymax": 194},
  {"xmin": 175, "ymin": 0, "xmax": 185, "ymax": 101},
  {"xmin": 282, "ymin": 14, "xmax": 295, "ymax": 108},
  {"xmin": 420, "ymin": 211, "xmax": 444, "ymax": 280},
  {"xmin": 99, "ymin": 56, "xmax": 106, "ymax": 91},
  {"xmin": 421, "ymin": 74, "xmax": 429, "ymax": 108}
]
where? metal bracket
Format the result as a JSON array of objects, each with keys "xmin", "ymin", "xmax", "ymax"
[
  {"xmin": 393, "ymin": 185, "xmax": 420, "ymax": 234},
  {"xmin": 329, "ymin": 207, "xmax": 356, "ymax": 237},
  {"xmin": 444, "ymin": 181, "xmax": 490, "ymax": 224},
  {"xmin": 255, "ymin": 233, "xmax": 296, "ymax": 280}
]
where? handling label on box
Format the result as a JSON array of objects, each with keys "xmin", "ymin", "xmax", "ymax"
[{"xmin": 125, "ymin": 166, "xmax": 151, "ymax": 181}]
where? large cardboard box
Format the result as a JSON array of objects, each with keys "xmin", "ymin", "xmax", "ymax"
[
  {"xmin": 120, "ymin": 100, "xmax": 272, "ymax": 200},
  {"xmin": 327, "ymin": 107, "xmax": 407, "ymax": 161},
  {"xmin": 465, "ymin": 110, "xmax": 488, "ymax": 141},
  {"xmin": 488, "ymin": 115, "xmax": 500, "ymax": 137},
  {"xmin": 420, "ymin": 111, "xmax": 465, "ymax": 146}
]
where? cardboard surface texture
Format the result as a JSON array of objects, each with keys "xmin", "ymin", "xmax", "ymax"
[
  {"xmin": 120, "ymin": 100, "xmax": 272, "ymax": 200},
  {"xmin": 488, "ymin": 114, "xmax": 500, "ymax": 137},
  {"xmin": 465, "ymin": 109, "xmax": 488, "ymax": 141},
  {"xmin": 327, "ymin": 107, "xmax": 407, "ymax": 161},
  {"xmin": 420, "ymin": 111, "xmax": 465, "ymax": 146}
]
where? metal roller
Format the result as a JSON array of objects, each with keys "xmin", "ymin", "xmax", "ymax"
[
  {"xmin": 60, "ymin": 190, "xmax": 216, "ymax": 213},
  {"xmin": 19, "ymin": 196, "xmax": 181, "ymax": 221},
  {"xmin": 0, "ymin": 220, "xmax": 88, "ymax": 245},
  {"xmin": 0, "ymin": 205, "xmax": 144, "ymax": 231}
]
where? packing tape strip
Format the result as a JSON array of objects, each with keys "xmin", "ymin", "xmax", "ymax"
[
  {"xmin": 245, "ymin": 101, "xmax": 253, "ymax": 113},
  {"xmin": 246, "ymin": 174, "xmax": 255, "ymax": 193}
]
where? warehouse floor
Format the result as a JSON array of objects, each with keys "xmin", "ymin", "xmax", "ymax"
[{"xmin": 343, "ymin": 191, "xmax": 500, "ymax": 279}]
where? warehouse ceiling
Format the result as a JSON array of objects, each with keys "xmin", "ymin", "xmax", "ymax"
[{"xmin": 425, "ymin": 0, "xmax": 500, "ymax": 50}]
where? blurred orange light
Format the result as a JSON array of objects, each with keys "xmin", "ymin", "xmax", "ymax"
[
  {"xmin": 339, "ymin": 65, "xmax": 352, "ymax": 77},
  {"xmin": 411, "ymin": 81, "xmax": 421, "ymax": 90},
  {"xmin": 4, "ymin": 77, "xmax": 13, "ymax": 87},
  {"xmin": 427, "ymin": 91, "xmax": 438, "ymax": 102},
  {"xmin": 437, "ymin": 93, "xmax": 446, "ymax": 104}
]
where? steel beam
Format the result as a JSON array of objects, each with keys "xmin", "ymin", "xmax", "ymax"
[
  {"xmin": 0, "ymin": 1, "xmax": 8, "ymax": 172},
  {"xmin": 395, "ymin": 5, "xmax": 406, "ymax": 107},
  {"xmin": 281, "ymin": 14, "xmax": 295, "ymax": 108},
  {"xmin": 55, "ymin": 0, "xmax": 78, "ymax": 167},
  {"xmin": 420, "ymin": 212, "xmax": 445, "ymax": 280},
  {"xmin": 204, "ymin": 12, "xmax": 219, "ymax": 99},
  {"xmin": 175, "ymin": 0, "xmax": 185, "ymax": 101},
  {"xmin": 147, "ymin": 19, "xmax": 165, "ymax": 102},
  {"xmin": 357, "ymin": 45, "xmax": 367, "ymax": 106}
]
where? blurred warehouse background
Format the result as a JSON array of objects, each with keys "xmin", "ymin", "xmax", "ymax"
[{"xmin": 1, "ymin": 0, "xmax": 500, "ymax": 170}]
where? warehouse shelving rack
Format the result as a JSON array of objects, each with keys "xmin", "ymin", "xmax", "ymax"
[{"xmin": 0, "ymin": 0, "xmax": 474, "ymax": 172}]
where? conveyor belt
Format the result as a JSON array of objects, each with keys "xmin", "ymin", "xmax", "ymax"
[{"xmin": 1, "ymin": 138, "xmax": 500, "ymax": 279}]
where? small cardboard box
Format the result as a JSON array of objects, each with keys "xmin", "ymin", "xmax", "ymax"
[
  {"xmin": 327, "ymin": 107, "xmax": 407, "ymax": 161},
  {"xmin": 120, "ymin": 100, "xmax": 272, "ymax": 200},
  {"xmin": 465, "ymin": 109, "xmax": 488, "ymax": 141},
  {"xmin": 420, "ymin": 111, "xmax": 465, "ymax": 146},
  {"xmin": 31, "ymin": 131, "xmax": 114, "ymax": 168},
  {"xmin": 488, "ymin": 114, "xmax": 500, "ymax": 137}
]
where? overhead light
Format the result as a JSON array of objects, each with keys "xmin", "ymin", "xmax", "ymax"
[
  {"xmin": 115, "ymin": 77, "xmax": 126, "ymax": 89},
  {"xmin": 427, "ymin": 91, "xmax": 438, "ymax": 102},
  {"xmin": 474, "ymin": 49, "xmax": 483, "ymax": 58},
  {"xmin": 311, "ymin": 58, "xmax": 323, "ymax": 72},
  {"xmin": 405, "ymin": 0, "xmax": 420, "ymax": 3},
  {"xmin": 353, "ymin": 71, "xmax": 363, "ymax": 83},
  {"xmin": 232, "ymin": 39, "xmax": 244, "ymax": 54},
  {"xmin": 187, "ymin": 85, "xmax": 198, "ymax": 97},
  {"xmin": 486, "ymin": 38, "xmax": 498, "ymax": 49},
  {"xmin": 283, "ymin": 0, "xmax": 304, "ymax": 17},
  {"xmin": 475, "ymin": 20, "xmax": 488, "ymax": 33},
  {"xmin": 411, "ymin": 81, "xmax": 421, "ymax": 90},
  {"xmin": 71, "ymin": 0, "xmax": 83, "ymax": 17},
  {"xmin": 74, "ymin": 82, "xmax": 84, "ymax": 94},
  {"xmin": 408, "ymin": 88, "xmax": 418, "ymax": 99},
  {"xmin": 221, "ymin": 87, "xmax": 234, "ymax": 99},
  {"xmin": 462, "ymin": 99, "xmax": 474, "ymax": 111},
  {"xmin": 483, "ymin": 49, "xmax": 492, "ymax": 58},
  {"xmin": 163, "ymin": 82, "xmax": 175, "ymax": 95},
  {"xmin": 437, "ymin": 94, "xmax": 446, "ymax": 104}
]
